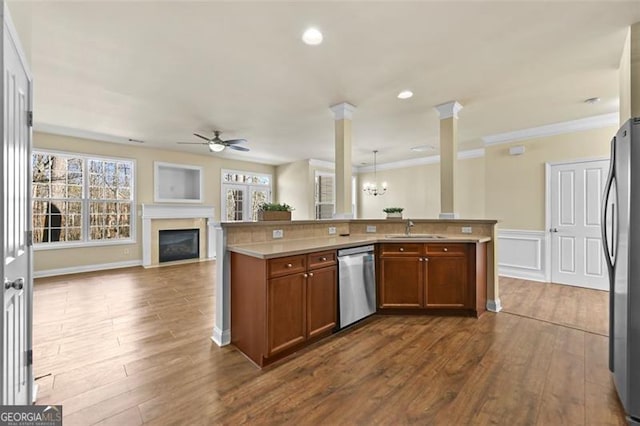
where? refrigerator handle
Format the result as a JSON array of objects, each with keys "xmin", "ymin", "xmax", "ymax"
[
  {"xmin": 601, "ymin": 136, "xmax": 616, "ymax": 373},
  {"xmin": 601, "ymin": 138, "xmax": 616, "ymax": 274}
]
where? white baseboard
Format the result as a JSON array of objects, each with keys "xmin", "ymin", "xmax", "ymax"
[
  {"xmin": 34, "ymin": 260, "xmax": 143, "ymax": 278},
  {"xmin": 498, "ymin": 229, "xmax": 547, "ymax": 282},
  {"xmin": 211, "ymin": 327, "xmax": 230, "ymax": 347},
  {"xmin": 487, "ymin": 298, "xmax": 502, "ymax": 312}
]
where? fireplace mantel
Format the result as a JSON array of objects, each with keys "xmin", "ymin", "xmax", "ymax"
[{"xmin": 141, "ymin": 204, "xmax": 216, "ymax": 267}]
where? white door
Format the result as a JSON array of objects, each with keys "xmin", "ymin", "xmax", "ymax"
[
  {"xmin": 550, "ymin": 159, "xmax": 609, "ymax": 290},
  {"xmin": 1, "ymin": 2, "xmax": 33, "ymax": 405}
]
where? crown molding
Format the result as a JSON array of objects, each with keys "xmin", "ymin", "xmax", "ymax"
[
  {"xmin": 330, "ymin": 102, "xmax": 357, "ymax": 120},
  {"xmin": 358, "ymin": 148, "xmax": 485, "ymax": 173},
  {"xmin": 308, "ymin": 159, "xmax": 335, "ymax": 170},
  {"xmin": 435, "ymin": 101, "xmax": 463, "ymax": 119},
  {"xmin": 34, "ymin": 122, "xmax": 134, "ymax": 145},
  {"xmin": 482, "ymin": 112, "xmax": 618, "ymax": 146}
]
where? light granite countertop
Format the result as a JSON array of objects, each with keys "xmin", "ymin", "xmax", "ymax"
[{"xmin": 227, "ymin": 234, "xmax": 492, "ymax": 259}]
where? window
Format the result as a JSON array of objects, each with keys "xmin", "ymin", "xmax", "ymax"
[
  {"xmin": 221, "ymin": 170, "xmax": 272, "ymax": 221},
  {"xmin": 314, "ymin": 172, "xmax": 357, "ymax": 219},
  {"xmin": 315, "ymin": 172, "xmax": 335, "ymax": 219},
  {"xmin": 32, "ymin": 151, "xmax": 135, "ymax": 247}
]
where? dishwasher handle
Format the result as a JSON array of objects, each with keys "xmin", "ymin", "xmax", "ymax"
[{"xmin": 337, "ymin": 245, "xmax": 375, "ymax": 257}]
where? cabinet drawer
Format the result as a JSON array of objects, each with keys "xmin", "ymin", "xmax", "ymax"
[
  {"xmin": 425, "ymin": 243, "xmax": 467, "ymax": 256},
  {"xmin": 307, "ymin": 250, "xmax": 336, "ymax": 269},
  {"xmin": 268, "ymin": 255, "xmax": 306, "ymax": 278},
  {"xmin": 379, "ymin": 243, "xmax": 423, "ymax": 256}
]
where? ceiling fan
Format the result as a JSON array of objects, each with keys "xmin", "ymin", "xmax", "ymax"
[{"xmin": 178, "ymin": 130, "xmax": 250, "ymax": 153}]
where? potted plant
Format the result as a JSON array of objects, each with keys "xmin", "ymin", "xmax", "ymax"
[
  {"xmin": 257, "ymin": 202, "xmax": 294, "ymax": 221},
  {"xmin": 383, "ymin": 207, "xmax": 404, "ymax": 219}
]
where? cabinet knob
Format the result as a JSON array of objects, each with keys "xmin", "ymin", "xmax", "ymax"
[
  {"xmin": 286, "ymin": 263, "xmax": 293, "ymax": 268},
  {"xmin": 399, "ymin": 247, "xmax": 404, "ymax": 252},
  {"xmin": 425, "ymin": 258, "xmax": 429, "ymax": 262},
  {"xmin": 303, "ymin": 273, "xmax": 308, "ymax": 278},
  {"xmin": 309, "ymin": 272, "xmax": 314, "ymax": 277},
  {"xmin": 418, "ymin": 258, "xmax": 423, "ymax": 262},
  {"xmin": 443, "ymin": 248, "xmax": 448, "ymax": 252},
  {"xmin": 320, "ymin": 257, "xmax": 327, "ymax": 261}
]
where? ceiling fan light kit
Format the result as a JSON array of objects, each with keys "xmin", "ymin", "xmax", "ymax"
[
  {"xmin": 177, "ymin": 130, "xmax": 250, "ymax": 153},
  {"xmin": 209, "ymin": 143, "xmax": 226, "ymax": 152}
]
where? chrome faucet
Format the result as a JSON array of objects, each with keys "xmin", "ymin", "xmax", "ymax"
[{"xmin": 406, "ymin": 220, "xmax": 414, "ymax": 236}]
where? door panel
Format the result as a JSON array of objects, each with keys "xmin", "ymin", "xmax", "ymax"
[
  {"xmin": 559, "ymin": 170, "xmax": 576, "ymax": 226},
  {"xmin": 425, "ymin": 256, "xmax": 467, "ymax": 308},
  {"xmin": 2, "ymin": 6, "xmax": 33, "ymax": 405},
  {"xmin": 550, "ymin": 160, "xmax": 609, "ymax": 289},
  {"xmin": 306, "ymin": 266, "xmax": 336, "ymax": 339},
  {"xmin": 267, "ymin": 274, "xmax": 306, "ymax": 356},
  {"xmin": 378, "ymin": 257, "xmax": 423, "ymax": 308}
]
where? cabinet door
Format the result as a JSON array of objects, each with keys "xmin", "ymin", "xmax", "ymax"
[
  {"xmin": 267, "ymin": 273, "xmax": 306, "ymax": 356},
  {"xmin": 425, "ymin": 255, "xmax": 467, "ymax": 308},
  {"xmin": 379, "ymin": 257, "xmax": 423, "ymax": 308},
  {"xmin": 307, "ymin": 266, "xmax": 337, "ymax": 339}
]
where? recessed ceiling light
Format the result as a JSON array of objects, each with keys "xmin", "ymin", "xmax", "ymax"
[
  {"xmin": 410, "ymin": 144, "xmax": 435, "ymax": 152},
  {"xmin": 584, "ymin": 97, "xmax": 601, "ymax": 104},
  {"xmin": 302, "ymin": 28, "xmax": 323, "ymax": 45},
  {"xmin": 397, "ymin": 90, "xmax": 413, "ymax": 99}
]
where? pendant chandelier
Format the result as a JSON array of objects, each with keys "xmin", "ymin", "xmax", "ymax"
[{"xmin": 363, "ymin": 150, "xmax": 387, "ymax": 196}]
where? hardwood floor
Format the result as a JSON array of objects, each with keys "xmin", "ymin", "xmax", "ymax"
[
  {"xmin": 500, "ymin": 277, "xmax": 609, "ymax": 336},
  {"xmin": 34, "ymin": 264, "xmax": 625, "ymax": 425}
]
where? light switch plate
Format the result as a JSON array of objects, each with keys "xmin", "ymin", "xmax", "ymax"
[
  {"xmin": 328, "ymin": 226, "xmax": 337, "ymax": 235},
  {"xmin": 366, "ymin": 225, "xmax": 377, "ymax": 233},
  {"xmin": 461, "ymin": 226, "xmax": 472, "ymax": 234},
  {"xmin": 273, "ymin": 229, "xmax": 283, "ymax": 239}
]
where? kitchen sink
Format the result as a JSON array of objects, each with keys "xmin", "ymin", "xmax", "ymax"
[{"xmin": 384, "ymin": 234, "xmax": 447, "ymax": 239}]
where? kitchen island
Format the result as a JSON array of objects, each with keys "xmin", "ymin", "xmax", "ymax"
[{"xmin": 212, "ymin": 219, "xmax": 499, "ymax": 366}]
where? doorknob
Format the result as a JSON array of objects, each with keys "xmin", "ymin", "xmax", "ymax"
[
  {"xmin": 550, "ymin": 228, "xmax": 559, "ymax": 233},
  {"xmin": 5, "ymin": 277, "xmax": 24, "ymax": 290}
]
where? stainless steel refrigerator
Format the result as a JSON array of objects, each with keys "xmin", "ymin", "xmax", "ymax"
[{"xmin": 602, "ymin": 117, "xmax": 640, "ymax": 425}]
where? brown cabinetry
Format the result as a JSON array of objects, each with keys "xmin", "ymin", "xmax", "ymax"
[
  {"xmin": 231, "ymin": 250, "xmax": 337, "ymax": 367},
  {"xmin": 378, "ymin": 242, "xmax": 486, "ymax": 316},
  {"xmin": 379, "ymin": 245, "xmax": 423, "ymax": 309}
]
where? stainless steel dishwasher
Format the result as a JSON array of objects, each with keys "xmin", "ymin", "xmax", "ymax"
[{"xmin": 337, "ymin": 245, "xmax": 376, "ymax": 329}]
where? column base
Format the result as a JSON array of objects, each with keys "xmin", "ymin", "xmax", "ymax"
[{"xmin": 487, "ymin": 298, "xmax": 502, "ymax": 312}]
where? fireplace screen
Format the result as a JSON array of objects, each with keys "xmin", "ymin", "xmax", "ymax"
[{"xmin": 159, "ymin": 229, "xmax": 200, "ymax": 263}]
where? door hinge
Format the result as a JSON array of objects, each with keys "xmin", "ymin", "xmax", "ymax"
[
  {"xmin": 26, "ymin": 230, "xmax": 33, "ymax": 247},
  {"xmin": 27, "ymin": 111, "xmax": 33, "ymax": 127},
  {"xmin": 27, "ymin": 350, "xmax": 33, "ymax": 366}
]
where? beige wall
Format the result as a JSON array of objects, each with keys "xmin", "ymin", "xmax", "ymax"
[
  {"xmin": 276, "ymin": 160, "xmax": 312, "ymax": 220},
  {"xmin": 275, "ymin": 160, "xmax": 336, "ymax": 220},
  {"xmin": 484, "ymin": 126, "xmax": 615, "ymax": 230},
  {"xmin": 620, "ymin": 27, "xmax": 632, "ymax": 124},
  {"xmin": 34, "ymin": 132, "xmax": 275, "ymax": 273},
  {"xmin": 358, "ymin": 157, "xmax": 485, "ymax": 220}
]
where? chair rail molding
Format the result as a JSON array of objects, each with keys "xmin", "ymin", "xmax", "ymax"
[{"xmin": 498, "ymin": 229, "xmax": 547, "ymax": 282}]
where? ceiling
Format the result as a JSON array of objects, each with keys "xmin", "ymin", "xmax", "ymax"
[{"xmin": 8, "ymin": 1, "xmax": 640, "ymax": 166}]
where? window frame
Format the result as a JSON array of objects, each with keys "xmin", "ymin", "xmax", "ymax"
[
  {"xmin": 32, "ymin": 149, "xmax": 137, "ymax": 250},
  {"xmin": 314, "ymin": 172, "xmax": 357, "ymax": 219}
]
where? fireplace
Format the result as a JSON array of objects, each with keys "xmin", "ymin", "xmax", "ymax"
[{"xmin": 159, "ymin": 229, "xmax": 200, "ymax": 263}]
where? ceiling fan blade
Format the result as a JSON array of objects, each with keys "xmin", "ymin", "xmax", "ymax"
[
  {"xmin": 228, "ymin": 145, "xmax": 250, "ymax": 152},
  {"xmin": 224, "ymin": 139, "xmax": 247, "ymax": 145},
  {"xmin": 193, "ymin": 132, "xmax": 212, "ymax": 142},
  {"xmin": 177, "ymin": 142, "xmax": 209, "ymax": 145}
]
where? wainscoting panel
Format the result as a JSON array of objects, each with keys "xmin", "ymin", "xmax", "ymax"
[{"xmin": 498, "ymin": 229, "xmax": 547, "ymax": 282}]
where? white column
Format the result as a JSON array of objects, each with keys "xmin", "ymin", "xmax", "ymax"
[
  {"xmin": 330, "ymin": 102, "xmax": 356, "ymax": 218},
  {"xmin": 435, "ymin": 101, "xmax": 463, "ymax": 219}
]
